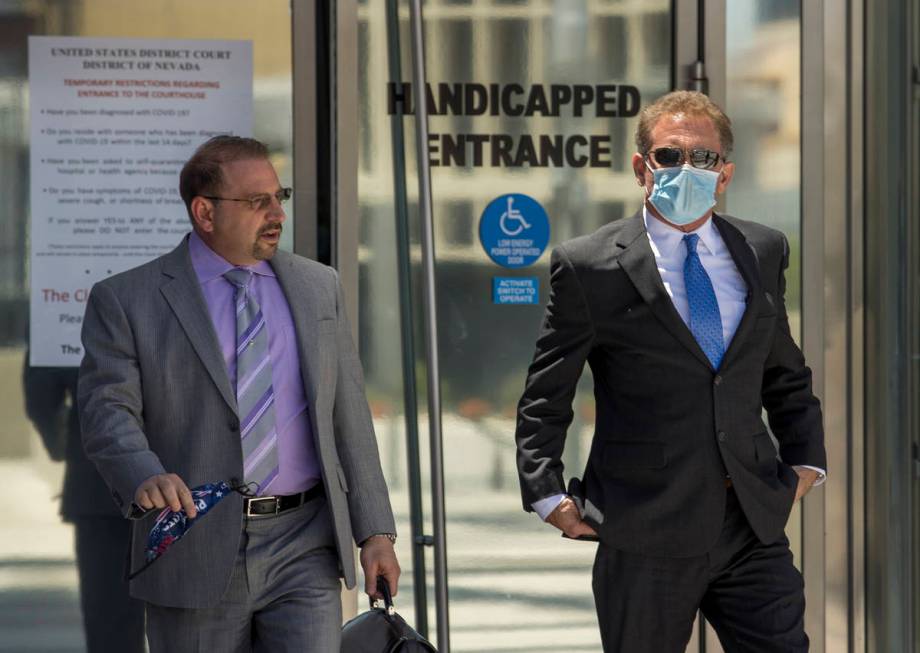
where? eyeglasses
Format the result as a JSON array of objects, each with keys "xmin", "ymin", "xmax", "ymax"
[
  {"xmin": 202, "ymin": 187, "xmax": 293, "ymax": 211},
  {"xmin": 647, "ymin": 147, "xmax": 724, "ymax": 170}
]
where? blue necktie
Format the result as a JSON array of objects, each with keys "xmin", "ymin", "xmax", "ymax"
[
  {"xmin": 224, "ymin": 268, "xmax": 279, "ymax": 495},
  {"xmin": 683, "ymin": 234, "xmax": 725, "ymax": 368}
]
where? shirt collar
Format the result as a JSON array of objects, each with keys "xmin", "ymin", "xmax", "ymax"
[
  {"xmin": 642, "ymin": 205, "xmax": 720, "ymax": 258},
  {"xmin": 188, "ymin": 230, "xmax": 276, "ymax": 284}
]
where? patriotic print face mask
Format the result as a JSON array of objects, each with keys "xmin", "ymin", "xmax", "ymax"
[{"xmin": 128, "ymin": 480, "xmax": 244, "ymax": 579}]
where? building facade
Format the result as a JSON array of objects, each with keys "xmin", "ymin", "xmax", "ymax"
[{"xmin": 0, "ymin": 1, "xmax": 916, "ymax": 651}]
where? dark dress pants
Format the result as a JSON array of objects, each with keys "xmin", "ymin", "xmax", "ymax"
[
  {"xmin": 74, "ymin": 517, "xmax": 146, "ymax": 653},
  {"xmin": 592, "ymin": 488, "xmax": 807, "ymax": 653}
]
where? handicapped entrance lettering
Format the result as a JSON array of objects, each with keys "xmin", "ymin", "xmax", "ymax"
[{"xmin": 478, "ymin": 193, "xmax": 550, "ymax": 269}]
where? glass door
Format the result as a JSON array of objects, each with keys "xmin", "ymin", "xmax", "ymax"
[
  {"xmin": 701, "ymin": 3, "xmax": 806, "ymax": 651},
  {"xmin": 358, "ymin": 1, "xmax": 813, "ymax": 651},
  {"xmin": 0, "ymin": 2, "xmax": 306, "ymax": 649},
  {"xmin": 358, "ymin": 1, "xmax": 671, "ymax": 650}
]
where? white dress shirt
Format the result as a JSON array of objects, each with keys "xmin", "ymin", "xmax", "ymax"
[{"xmin": 532, "ymin": 208, "xmax": 825, "ymax": 521}]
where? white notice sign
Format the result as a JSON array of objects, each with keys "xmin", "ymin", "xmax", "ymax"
[{"xmin": 29, "ymin": 37, "xmax": 253, "ymax": 366}]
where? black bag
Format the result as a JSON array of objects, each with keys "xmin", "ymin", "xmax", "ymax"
[{"xmin": 341, "ymin": 577, "xmax": 437, "ymax": 653}]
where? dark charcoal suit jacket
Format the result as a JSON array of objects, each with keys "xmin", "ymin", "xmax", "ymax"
[{"xmin": 515, "ymin": 210, "xmax": 826, "ymax": 558}]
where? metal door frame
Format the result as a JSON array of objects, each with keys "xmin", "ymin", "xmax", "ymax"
[
  {"xmin": 674, "ymin": 2, "xmax": 866, "ymax": 651},
  {"xmin": 329, "ymin": 0, "xmax": 875, "ymax": 649},
  {"xmin": 800, "ymin": 3, "xmax": 865, "ymax": 652},
  {"xmin": 292, "ymin": 0, "xmax": 318, "ymax": 262},
  {"xmin": 293, "ymin": 0, "xmax": 363, "ymax": 619},
  {"xmin": 864, "ymin": 0, "xmax": 918, "ymax": 651}
]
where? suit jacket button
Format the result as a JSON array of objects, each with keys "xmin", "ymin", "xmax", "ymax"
[
  {"xmin": 229, "ymin": 419, "xmax": 240, "ymax": 432},
  {"xmin": 714, "ymin": 375, "xmax": 723, "ymax": 386},
  {"xmin": 717, "ymin": 431, "xmax": 727, "ymax": 442}
]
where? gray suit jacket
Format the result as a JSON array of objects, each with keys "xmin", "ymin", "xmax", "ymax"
[{"xmin": 78, "ymin": 236, "xmax": 395, "ymax": 608}]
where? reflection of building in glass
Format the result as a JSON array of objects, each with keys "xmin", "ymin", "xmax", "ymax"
[
  {"xmin": 722, "ymin": 5, "xmax": 806, "ymax": 633},
  {"xmin": 358, "ymin": 0, "xmax": 671, "ymax": 413},
  {"xmin": 0, "ymin": 2, "xmax": 294, "ymax": 647},
  {"xmin": 725, "ymin": 6, "xmax": 801, "ymax": 321},
  {"xmin": 0, "ymin": 0, "xmax": 295, "ymax": 350},
  {"xmin": 356, "ymin": 5, "xmax": 670, "ymax": 647}
]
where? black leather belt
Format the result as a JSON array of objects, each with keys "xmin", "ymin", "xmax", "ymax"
[{"xmin": 244, "ymin": 483, "xmax": 324, "ymax": 517}]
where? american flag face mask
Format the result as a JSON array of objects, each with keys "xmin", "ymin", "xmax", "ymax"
[{"xmin": 127, "ymin": 480, "xmax": 246, "ymax": 580}]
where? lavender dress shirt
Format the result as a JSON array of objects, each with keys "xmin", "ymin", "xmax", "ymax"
[{"xmin": 189, "ymin": 231, "xmax": 320, "ymax": 495}]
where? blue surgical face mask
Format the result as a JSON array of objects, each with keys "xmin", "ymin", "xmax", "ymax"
[{"xmin": 645, "ymin": 161, "xmax": 721, "ymax": 226}]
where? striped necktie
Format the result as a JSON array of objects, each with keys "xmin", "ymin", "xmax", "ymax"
[
  {"xmin": 682, "ymin": 233, "xmax": 725, "ymax": 369},
  {"xmin": 223, "ymin": 268, "xmax": 279, "ymax": 495}
]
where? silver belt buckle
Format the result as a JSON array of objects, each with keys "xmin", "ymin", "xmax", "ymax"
[{"xmin": 246, "ymin": 496, "xmax": 279, "ymax": 517}]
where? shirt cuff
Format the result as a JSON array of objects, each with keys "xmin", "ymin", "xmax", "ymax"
[
  {"xmin": 532, "ymin": 494, "xmax": 567, "ymax": 521},
  {"xmin": 792, "ymin": 465, "xmax": 827, "ymax": 486}
]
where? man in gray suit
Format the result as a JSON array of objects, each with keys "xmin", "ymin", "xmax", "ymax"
[{"xmin": 78, "ymin": 135, "xmax": 399, "ymax": 652}]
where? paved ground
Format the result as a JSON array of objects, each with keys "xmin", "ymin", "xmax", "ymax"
[
  {"xmin": 381, "ymin": 488, "xmax": 603, "ymax": 652},
  {"xmin": 366, "ymin": 413, "xmax": 605, "ymax": 652},
  {"xmin": 0, "ymin": 457, "xmax": 85, "ymax": 652},
  {"xmin": 0, "ymin": 416, "xmax": 604, "ymax": 652},
  {"xmin": 0, "ymin": 416, "xmax": 731, "ymax": 652},
  {"xmin": 0, "ymin": 563, "xmax": 83, "ymax": 653}
]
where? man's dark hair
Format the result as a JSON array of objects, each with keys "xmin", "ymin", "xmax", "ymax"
[{"xmin": 179, "ymin": 135, "xmax": 269, "ymax": 219}]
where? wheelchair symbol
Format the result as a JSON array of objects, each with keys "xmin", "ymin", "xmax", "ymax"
[{"xmin": 499, "ymin": 196, "xmax": 531, "ymax": 236}]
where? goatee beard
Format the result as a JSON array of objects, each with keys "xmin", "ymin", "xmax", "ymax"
[{"xmin": 253, "ymin": 223, "xmax": 282, "ymax": 260}]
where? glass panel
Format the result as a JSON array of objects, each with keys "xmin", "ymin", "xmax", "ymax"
[
  {"xmin": 358, "ymin": 1, "xmax": 671, "ymax": 649},
  {"xmin": 355, "ymin": 0, "xmax": 422, "ymax": 634},
  {"xmin": 0, "ymin": 2, "xmax": 292, "ymax": 648},
  {"xmin": 724, "ymin": 1, "xmax": 803, "ymax": 566}
]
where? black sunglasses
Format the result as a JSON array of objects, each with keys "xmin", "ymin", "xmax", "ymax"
[
  {"xmin": 648, "ymin": 147, "xmax": 724, "ymax": 170},
  {"xmin": 202, "ymin": 187, "xmax": 293, "ymax": 211}
]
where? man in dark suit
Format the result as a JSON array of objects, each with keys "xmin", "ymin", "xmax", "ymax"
[
  {"xmin": 23, "ymin": 359, "xmax": 145, "ymax": 652},
  {"xmin": 515, "ymin": 91, "xmax": 826, "ymax": 652},
  {"xmin": 79, "ymin": 136, "xmax": 399, "ymax": 652}
]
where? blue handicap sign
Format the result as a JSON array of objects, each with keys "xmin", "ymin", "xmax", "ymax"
[{"xmin": 478, "ymin": 194, "xmax": 550, "ymax": 269}]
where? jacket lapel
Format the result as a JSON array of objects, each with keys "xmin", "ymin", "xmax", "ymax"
[
  {"xmin": 159, "ymin": 237, "xmax": 238, "ymax": 414},
  {"xmin": 615, "ymin": 212, "xmax": 714, "ymax": 369},
  {"xmin": 712, "ymin": 214, "xmax": 765, "ymax": 368}
]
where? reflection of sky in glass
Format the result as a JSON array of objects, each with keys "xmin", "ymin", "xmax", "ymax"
[{"xmin": 725, "ymin": 2, "xmax": 801, "ymax": 329}]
